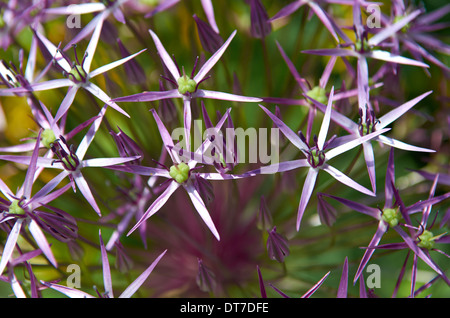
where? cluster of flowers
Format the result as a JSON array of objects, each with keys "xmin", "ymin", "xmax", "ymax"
[{"xmin": 0, "ymin": 0, "xmax": 448, "ymax": 298}]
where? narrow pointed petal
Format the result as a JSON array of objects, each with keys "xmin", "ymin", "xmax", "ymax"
[
  {"xmin": 357, "ymin": 57, "xmax": 369, "ymax": 110},
  {"xmin": 195, "ymin": 89, "xmax": 262, "ymax": 102},
  {"xmin": 320, "ymin": 193, "xmax": 380, "ymax": 218},
  {"xmin": 22, "ymin": 130, "xmax": 42, "ymax": 199},
  {"xmin": 74, "ymin": 172, "xmax": 101, "ymax": 216},
  {"xmin": 384, "ymin": 148, "xmax": 395, "ymax": 209},
  {"xmin": 106, "ymin": 207, "xmax": 136, "ymax": 250},
  {"xmin": 11, "ymin": 273, "xmax": 27, "ymax": 298},
  {"xmin": 257, "ymin": 265, "xmax": 267, "ymax": 298},
  {"xmin": 0, "ymin": 155, "xmax": 61, "ymax": 169},
  {"xmin": 322, "ymin": 164, "xmax": 374, "ymax": 196},
  {"xmin": 145, "ymin": 0, "xmax": 180, "ymax": 18},
  {"xmin": 84, "ymin": 83, "xmax": 130, "ymax": 118},
  {"xmin": 28, "ymin": 219, "xmax": 57, "ymax": 268},
  {"xmin": 297, "ymin": 168, "xmax": 319, "ymax": 231},
  {"xmin": 65, "ymin": 115, "xmax": 101, "ymax": 142},
  {"xmin": 377, "ymin": 91, "xmax": 433, "ymax": 129},
  {"xmin": 24, "ymin": 35, "xmax": 38, "ymax": 83},
  {"xmin": 27, "ymin": 182, "xmax": 72, "ymax": 210},
  {"xmin": 103, "ymin": 164, "xmax": 170, "ymax": 178},
  {"xmin": 113, "ymin": 7, "xmax": 126, "ymax": 24},
  {"xmin": 194, "ymin": 30, "xmax": 237, "ymax": 83},
  {"xmin": 325, "ymin": 128, "xmax": 390, "ymax": 160},
  {"xmin": 337, "ymin": 257, "xmax": 348, "ymax": 298},
  {"xmin": 83, "ymin": 14, "xmax": 105, "ymax": 73},
  {"xmin": 302, "ymin": 48, "xmax": 359, "ymax": 58},
  {"xmin": 0, "ymin": 142, "xmax": 36, "ymax": 153},
  {"xmin": 64, "ymin": 13, "xmax": 105, "ymax": 50},
  {"xmin": 149, "ymin": 29, "xmax": 180, "ymax": 81},
  {"xmin": 359, "ymin": 272, "xmax": 367, "ymax": 298},
  {"xmin": 354, "ymin": 221, "xmax": 388, "ymax": 284},
  {"xmin": 44, "ymin": 3, "xmax": 106, "ymax": 15},
  {"xmin": 99, "ymin": 231, "xmax": 113, "ymax": 298},
  {"xmin": 16, "ymin": 78, "xmax": 73, "ymax": 94},
  {"xmin": 301, "ymin": 271, "xmax": 330, "ymax": 298},
  {"xmin": 119, "ymin": 249, "xmax": 167, "ymax": 298},
  {"xmin": 52, "ymin": 85, "xmax": 79, "ymax": 126},
  {"xmin": 377, "ymin": 135, "xmax": 435, "ymax": 153},
  {"xmin": 34, "ymin": 30, "xmax": 71, "ymax": 72},
  {"xmin": 201, "ymin": 0, "xmax": 219, "ymax": 33},
  {"xmin": 416, "ymin": 4, "xmax": 450, "ymax": 25},
  {"xmin": 421, "ymin": 174, "xmax": 439, "ymax": 229},
  {"xmin": 89, "ymin": 49, "xmax": 147, "ymax": 79},
  {"xmin": 319, "ymin": 56, "xmax": 337, "ymax": 89},
  {"xmin": 185, "ymin": 182, "xmax": 220, "ymax": 241},
  {"xmin": 308, "ymin": 1, "xmax": 339, "ymax": 42},
  {"xmin": 275, "ymin": 40, "xmax": 308, "ymax": 92},
  {"xmin": 0, "ymin": 178, "xmax": 14, "ymax": 201},
  {"xmin": 150, "ymin": 109, "xmax": 179, "ymax": 163},
  {"xmin": 31, "ymin": 171, "xmax": 70, "ymax": 205},
  {"xmin": 369, "ymin": 50, "xmax": 429, "ymax": 68},
  {"xmin": 76, "ymin": 105, "xmax": 107, "ymax": 160},
  {"xmin": 269, "ymin": 0, "xmax": 305, "ymax": 21},
  {"xmin": 0, "ymin": 219, "xmax": 23, "ymax": 276},
  {"xmin": 369, "ymin": 9, "xmax": 421, "ymax": 46},
  {"xmin": 113, "ymin": 89, "xmax": 180, "ymax": 103},
  {"xmin": 184, "ymin": 98, "xmax": 192, "ymax": 151},
  {"xmin": 128, "ymin": 181, "xmax": 180, "ymax": 236},
  {"xmin": 241, "ymin": 159, "xmax": 309, "ymax": 176},
  {"xmin": 259, "ymin": 104, "xmax": 308, "ymax": 153},
  {"xmin": 317, "ymin": 87, "xmax": 334, "ymax": 149},
  {"xmin": 405, "ymin": 192, "xmax": 450, "ymax": 214},
  {"xmin": 82, "ymin": 156, "xmax": 141, "ymax": 168},
  {"xmin": 41, "ymin": 281, "xmax": 95, "ymax": 298},
  {"xmin": 362, "ymin": 142, "xmax": 377, "ymax": 193}
]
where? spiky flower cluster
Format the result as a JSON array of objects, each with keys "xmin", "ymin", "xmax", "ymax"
[{"xmin": 0, "ymin": 0, "xmax": 448, "ymax": 299}]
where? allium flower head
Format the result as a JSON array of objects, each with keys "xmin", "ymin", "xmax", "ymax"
[
  {"xmin": 0, "ymin": 131, "xmax": 74, "ymax": 276},
  {"xmin": 113, "ymin": 29, "xmax": 261, "ymax": 151},
  {"xmin": 41, "ymin": 231, "xmax": 167, "ymax": 298},
  {"xmin": 243, "ymin": 87, "xmax": 388, "ymax": 230},
  {"xmin": 4, "ymin": 21, "xmax": 145, "ymax": 125},
  {"xmin": 0, "ymin": 106, "xmax": 141, "ymax": 216},
  {"xmin": 105, "ymin": 108, "xmax": 247, "ymax": 241}
]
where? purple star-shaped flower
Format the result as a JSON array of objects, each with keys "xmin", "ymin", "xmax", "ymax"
[
  {"xmin": 113, "ymin": 29, "xmax": 261, "ymax": 151},
  {"xmin": 0, "ymin": 130, "xmax": 73, "ymax": 276},
  {"xmin": 308, "ymin": 90, "xmax": 434, "ymax": 193},
  {"xmin": 4, "ymin": 19, "xmax": 145, "ymax": 126},
  {"xmin": 41, "ymin": 230, "xmax": 167, "ymax": 298},
  {"xmin": 242, "ymin": 87, "xmax": 389, "ymax": 230},
  {"xmin": 105, "ymin": 108, "xmax": 247, "ymax": 241},
  {"xmin": 321, "ymin": 148, "xmax": 450, "ymax": 284},
  {"xmin": 0, "ymin": 106, "xmax": 140, "ymax": 217}
]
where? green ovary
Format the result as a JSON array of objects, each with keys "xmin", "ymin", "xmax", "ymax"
[
  {"xmin": 169, "ymin": 162, "xmax": 190, "ymax": 184},
  {"xmin": 41, "ymin": 129, "xmax": 57, "ymax": 149},
  {"xmin": 310, "ymin": 149, "xmax": 324, "ymax": 167},
  {"xmin": 381, "ymin": 208, "xmax": 401, "ymax": 227},
  {"xmin": 9, "ymin": 200, "xmax": 25, "ymax": 215},
  {"xmin": 361, "ymin": 122, "xmax": 375, "ymax": 135},
  {"xmin": 177, "ymin": 76, "xmax": 197, "ymax": 95},
  {"xmin": 62, "ymin": 156, "xmax": 78, "ymax": 170},
  {"xmin": 306, "ymin": 86, "xmax": 327, "ymax": 104},
  {"xmin": 355, "ymin": 38, "xmax": 370, "ymax": 52},
  {"xmin": 69, "ymin": 65, "xmax": 87, "ymax": 82},
  {"xmin": 417, "ymin": 230, "xmax": 435, "ymax": 250}
]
